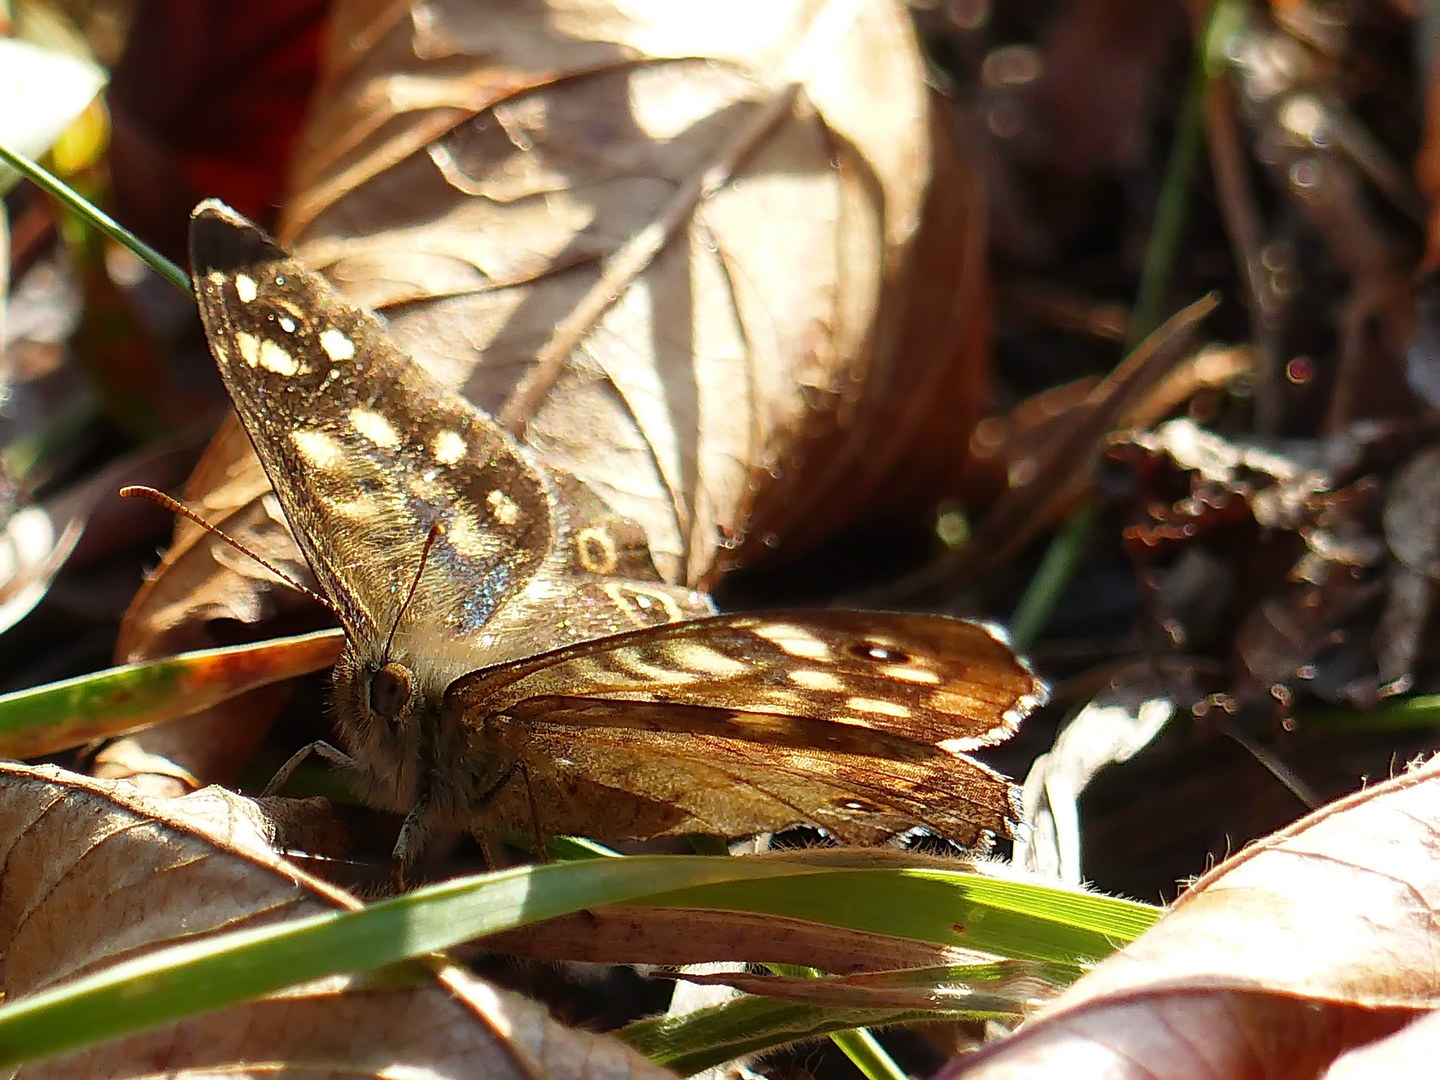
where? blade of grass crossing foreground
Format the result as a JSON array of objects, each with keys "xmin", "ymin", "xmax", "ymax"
[
  {"xmin": 0, "ymin": 630, "xmax": 344, "ymax": 759},
  {"xmin": 0, "ymin": 141, "xmax": 190, "ymax": 295},
  {"xmin": 0, "ymin": 855, "xmax": 1157, "ymax": 1068},
  {"xmin": 622, "ymin": 994, "xmax": 973, "ymax": 1077},
  {"xmin": 832, "ymin": 1028, "xmax": 912, "ymax": 1080}
]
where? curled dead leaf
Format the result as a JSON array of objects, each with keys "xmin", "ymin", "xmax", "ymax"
[
  {"xmin": 941, "ymin": 754, "xmax": 1440, "ymax": 1078},
  {"xmin": 0, "ymin": 762, "xmax": 677, "ymax": 1080},
  {"xmin": 227, "ymin": 0, "xmax": 981, "ymax": 590}
]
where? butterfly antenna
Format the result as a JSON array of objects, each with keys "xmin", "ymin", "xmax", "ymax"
[
  {"xmin": 119, "ymin": 485, "xmax": 338, "ymax": 617},
  {"xmin": 381, "ymin": 522, "xmax": 445, "ymax": 665}
]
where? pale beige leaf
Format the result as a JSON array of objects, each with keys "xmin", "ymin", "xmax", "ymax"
[
  {"xmin": 1323, "ymin": 1008, "xmax": 1440, "ymax": 1080},
  {"xmin": 0, "ymin": 762, "xmax": 676, "ymax": 1080},
  {"xmin": 942, "ymin": 755, "xmax": 1440, "ymax": 1078},
  {"xmin": 277, "ymin": 0, "xmax": 973, "ymax": 585}
]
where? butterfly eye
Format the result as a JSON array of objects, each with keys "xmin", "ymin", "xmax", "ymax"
[
  {"xmin": 851, "ymin": 641, "xmax": 909, "ymax": 664},
  {"xmin": 369, "ymin": 662, "xmax": 414, "ymax": 720}
]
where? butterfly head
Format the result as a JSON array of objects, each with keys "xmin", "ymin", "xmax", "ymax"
[
  {"xmin": 369, "ymin": 661, "xmax": 414, "ymax": 721},
  {"xmin": 329, "ymin": 640, "xmax": 476, "ymax": 822}
]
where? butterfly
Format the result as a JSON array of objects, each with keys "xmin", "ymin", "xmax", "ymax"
[{"xmin": 187, "ymin": 199, "xmax": 1044, "ymax": 869}]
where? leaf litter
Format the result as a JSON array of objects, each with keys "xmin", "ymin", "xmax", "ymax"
[{"xmin": 8, "ymin": 0, "xmax": 1440, "ymax": 1078}]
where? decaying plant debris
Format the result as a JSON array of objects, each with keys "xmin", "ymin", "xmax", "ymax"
[{"xmin": 7, "ymin": 0, "xmax": 1440, "ymax": 1077}]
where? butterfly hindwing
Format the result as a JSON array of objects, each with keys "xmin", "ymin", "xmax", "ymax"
[{"xmin": 444, "ymin": 611, "xmax": 1041, "ymax": 843}]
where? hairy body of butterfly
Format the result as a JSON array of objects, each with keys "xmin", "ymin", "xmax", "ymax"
[{"xmin": 189, "ymin": 200, "xmax": 1045, "ymax": 869}]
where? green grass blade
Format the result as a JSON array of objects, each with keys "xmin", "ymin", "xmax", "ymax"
[
  {"xmin": 0, "ymin": 855, "xmax": 809, "ymax": 1067},
  {"xmin": 0, "ymin": 141, "xmax": 190, "ymax": 295},
  {"xmin": 634, "ymin": 866, "xmax": 1158, "ymax": 963},
  {"xmin": 0, "ymin": 629, "xmax": 344, "ymax": 758},
  {"xmin": 621, "ymin": 995, "xmax": 992, "ymax": 1076},
  {"xmin": 831, "ymin": 1028, "xmax": 911, "ymax": 1080},
  {"xmin": 0, "ymin": 854, "xmax": 1157, "ymax": 1068}
]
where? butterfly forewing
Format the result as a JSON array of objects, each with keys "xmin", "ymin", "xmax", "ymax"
[{"xmin": 190, "ymin": 202, "xmax": 551, "ymax": 670}]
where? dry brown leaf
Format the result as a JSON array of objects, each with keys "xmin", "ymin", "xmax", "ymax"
[
  {"xmin": 0, "ymin": 762, "xmax": 677, "ymax": 1080},
  {"xmin": 941, "ymin": 754, "xmax": 1440, "ymax": 1078},
  {"xmin": 272, "ymin": 0, "xmax": 983, "ymax": 585}
]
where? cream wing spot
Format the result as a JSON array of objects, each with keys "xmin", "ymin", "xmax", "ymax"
[
  {"xmin": 291, "ymin": 428, "xmax": 343, "ymax": 468},
  {"xmin": 432, "ymin": 429, "xmax": 466, "ymax": 465},
  {"xmin": 667, "ymin": 642, "xmax": 748, "ymax": 678},
  {"xmin": 938, "ymin": 735, "xmax": 988, "ymax": 753},
  {"xmin": 236, "ymin": 331, "xmax": 260, "ymax": 367},
  {"xmin": 753, "ymin": 624, "xmax": 832, "ymax": 661},
  {"xmin": 351, "ymin": 408, "xmax": 401, "ymax": 448},
  {"xmin": 604, "ymin": 649, "xmax": 697, "ymax": 685},
  {"xmin": 278, "ymin": 315, "xmax": 297, "ymax": 333},
  {"xmin": 234, "ymin": 274, "xmax": 258, "ymax": 303},
  {"xmin": 487, "ymin": 489, "xmax": 519, "ymax": 526},
  {"xmin": 881, "ymin": 664, "xmax": 942, "ymax": 684},
  {"xmin": 789, "ymin": 669, "xmax": 844, "ymax": 692},
  {"xmin": 446, "ymin": 513, "xmax": 499, "ymax": 558},
  {"xmin": 845, "ymin": 696, "xmax": 912, "ymax": 719},
  {"xmin": 319, "ymin": 328, "xmax": 356, "ymax": 361},
  {"xmin": 258, "ymin": 339, "xmax": 302, "ymax": 376}
]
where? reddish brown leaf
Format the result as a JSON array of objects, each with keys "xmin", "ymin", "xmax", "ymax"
[{"xmin": 943, "ymin": 755, "xmax": 1440, "ymax": 1078}]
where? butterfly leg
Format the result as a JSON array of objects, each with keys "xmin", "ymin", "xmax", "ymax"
[
  {"xmin": 518, "ymin": 760, "xmax": 547, "ymax": 861},
  {"xmin": 391, "ymin": 798, "xmax": 431, "ymax": 891},
  {"xmin": 261, "ymin": 740, "xmax": 359, "ymax": 796}
]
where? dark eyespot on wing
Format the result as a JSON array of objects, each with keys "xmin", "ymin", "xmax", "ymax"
[{"xmin": 850, "ymin": 641, "xmax": 910, "ymax": 664}]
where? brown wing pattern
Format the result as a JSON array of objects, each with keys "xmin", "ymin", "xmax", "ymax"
[
  {"xmin": 446, "ymin": 611, "xmax": 1043, "ymax": 845},
  {"xmin": 189, "ymin": 200, "xmax": 550, "ymax": 658}
]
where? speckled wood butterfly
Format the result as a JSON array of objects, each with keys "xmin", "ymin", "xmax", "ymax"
[{"xmin": 188, "ymin": 200, "xmax": 1043, "ymax": 868}]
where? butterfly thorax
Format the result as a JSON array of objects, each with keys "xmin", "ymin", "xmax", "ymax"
[{"xmin": 331, "ymin": 641, "xmax": 526, "ymax": 829}]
